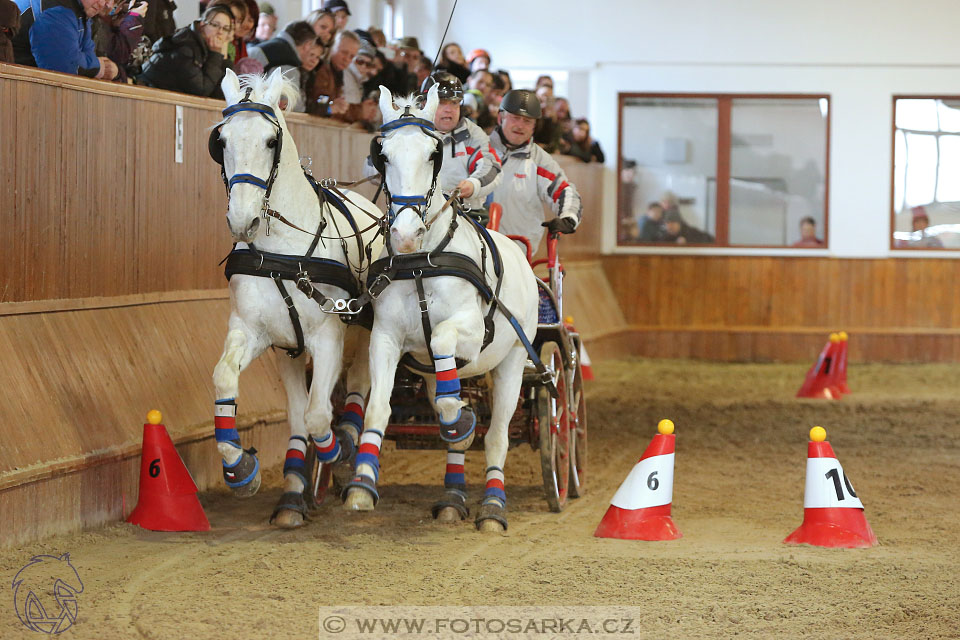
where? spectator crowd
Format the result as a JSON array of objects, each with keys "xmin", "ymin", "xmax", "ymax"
[{"xmin": 1, "ymin": 0, "xmax": 603, "ymax": 163}]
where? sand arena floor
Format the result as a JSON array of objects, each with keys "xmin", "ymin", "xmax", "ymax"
[{"xmin": 2, "ymin": 358, "xmax": 959, "ymax": 639}]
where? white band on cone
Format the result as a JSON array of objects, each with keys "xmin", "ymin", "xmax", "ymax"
[
  {"xmin": 804, "ymin": 458, "xmax": 864, "ymax": 509},
  {"xmin": 610, "ymin": 453, "xmax": 674, "ymax": 510}
]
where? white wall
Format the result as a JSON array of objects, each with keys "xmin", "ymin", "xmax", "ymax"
[{"xmin": 393, "ymin": 1, "xmax": 960, "ymax": 256}]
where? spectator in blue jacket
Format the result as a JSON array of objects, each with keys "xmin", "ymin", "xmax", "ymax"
[{"xmin": 12, "ymin": 0, "xmax": 116, "ymax": 78}]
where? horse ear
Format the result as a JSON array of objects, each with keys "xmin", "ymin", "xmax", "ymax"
[
  {"xmin": 420, "ymin": 84, "xmax": 440, "ymax": 120},
  {"xmin": 222, "ymin": 68, "xmax": 242, "ymax": 105},
  {"xmin": 378, "ymin": 85, "xmax": 399, "ymax": 121},
  {"xmin": 263, "ymin": 67, "xmax": 285, "ymax": 107}
]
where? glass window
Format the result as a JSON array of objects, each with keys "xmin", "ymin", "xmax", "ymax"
[
  {"xmin": 729, "ymin": 99, "xmax": 828, "ymax": 247},
  {"xmin": 618, "ymin": 97, "xmax": 717, "ymax": 245},
  {"xmin": 892, "ymin": 97, "xmax": 960, "ymax": 250},
  {"xmin": 617, "ymin": 93, "xmax": 830, "ymax": 248}
]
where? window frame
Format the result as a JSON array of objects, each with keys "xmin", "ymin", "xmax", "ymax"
[
  {"xmin": 616, "ymin": 91, "xmax": 832, "ymax": 250},
  {"xmin": 889, "ymin": 94, "xmax": 960, "ymax": 252}
]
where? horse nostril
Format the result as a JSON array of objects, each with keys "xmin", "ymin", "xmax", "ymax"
[{"xmin": 246, "ymin": 217, "xmax": 261, "ymax": 239}]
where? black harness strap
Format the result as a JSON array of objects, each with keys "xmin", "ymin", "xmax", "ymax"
[
  {"xmin": 272, "ymin": 275, "xmax": 306, "ymax": 358},
  {"xmin": 415, "ymin": 272, "xmax": 435, "ymax": 364},
  {"xmin": 224, "ymin": 246, "xmax": 361, "ymax": 357},
  {"xmin": 225, "ymin": 248, "xmax": 359, "ymax": 297}
]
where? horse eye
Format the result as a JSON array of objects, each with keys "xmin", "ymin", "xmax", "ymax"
[{"xmin": 266, "ymin": 138, "xmax": 278, "ymax": 149}]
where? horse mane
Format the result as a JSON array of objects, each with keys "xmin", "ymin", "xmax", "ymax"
[
  {"xmin": 238, "ymin": 72, "xmax": 302, "ymax": 115},
  {"xmin": 389, "ymin": 93, "xmax": 424, "ymax": 115}
]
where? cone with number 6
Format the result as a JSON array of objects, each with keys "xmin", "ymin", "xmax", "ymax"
[
  {"xmin": 594, "ymin": 419, "xmax": 681, "ymax": 540},
  {"xmin": 783, "ymin": 426, "xmax": 876, "ymax": 548},
  {"xmin": 127, "ymin": 410, "xmax": 210, "ymax": 532}
]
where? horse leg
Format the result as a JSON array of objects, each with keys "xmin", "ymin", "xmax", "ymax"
[
  {"xmin": 476, "ymin": 345, "xmax": 526, "ymax": 533},
  {"xmin": 301, "ymin": 325, "xmax": 348, "ymax": 502},
  {"xmin": 212, "ymin": 317, "xmax": 270, "ymax": 498},
  {"xmin": 422, "ymin": 378, "xmax": 470, "ymax": 523},
  {"xmin": 430, "ymin": 318, "xmax": 483, "ymax": 451},
  {"xmin": 331, "ymin": 331, "xmax": 371, "ymax": 494},
  {"xmin": 343, "ymin": 330, "xmax": 401, "ymax": 511},
  {"xmin": 270, "ymin": 353, "xmax": 312, "ymax": 529}
]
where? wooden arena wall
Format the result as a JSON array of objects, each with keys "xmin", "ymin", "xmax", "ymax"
[{"xmin": 593, "ymin": 255, "xmax": 960, "ymax": 363}]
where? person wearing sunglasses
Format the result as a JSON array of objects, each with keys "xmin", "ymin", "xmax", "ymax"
[
  {"xmin": 138, "ymin": 5, "xmax": 234, "ymax": 98},
  {"xmin": 337, "ymin": 39, "xmax": 376, "ymax": 123}
]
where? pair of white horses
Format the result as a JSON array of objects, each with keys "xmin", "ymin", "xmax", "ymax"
[{"xmin": 210, "ymin": 69, "xmax": 539, "ymax": 532}]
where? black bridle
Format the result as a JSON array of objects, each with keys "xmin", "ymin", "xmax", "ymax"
[
  {"xmin": 371, "ymin": 106, "xmax": 444, "ymax": 228},
  {"xmin": 210, "ymin": 87, "xmax": 285, "ymax": 234}
]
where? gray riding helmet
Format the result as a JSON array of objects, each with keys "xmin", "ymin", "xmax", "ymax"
[
  {"xmin": 499, "ymin": 89, "xmax": 541, "ymax": 119},
  {"xmin": 420, "ymin": 71, "xmax": 464, "ymax": 104}
]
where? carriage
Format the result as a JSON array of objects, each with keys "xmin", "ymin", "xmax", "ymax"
[{"xmin": 312, "ymin": 204, "xmax": 588, "ymax": 512}]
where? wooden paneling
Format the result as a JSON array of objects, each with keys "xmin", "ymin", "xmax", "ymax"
[
  {"xmin": 604, "ymin": 255, "xmax": 960, "ymax": 330},
  {"xmin": 0, "ymin": 295, "xmax": 290, "ymax": 547},
  {"xmin": 553, "ymin": 157, "xmax": 603, "ymax": 260},
  {"xmin": 0, "ymin": 65, "xmax": 373, "ymax": 303},
  {"xmin": 601, "ymin": 255, "xmax": 960, "ymax": 361}
]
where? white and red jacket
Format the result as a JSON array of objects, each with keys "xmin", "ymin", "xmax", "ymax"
[
  {"xmin": 437, "ymin": 117, "xmax": 502, "ymax": 211},
  {"xmin": 489, "ymin": 129, "xmax": 583, "ymax": 250}
]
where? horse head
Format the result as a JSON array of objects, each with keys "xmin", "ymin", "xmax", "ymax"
[
  {"xmin": 215, "ymin": 68, "xmax": 301, "ymax": 243},
  {"xmin": 376, "ymin": 84, "xmax": 441, "ymax": 254}
]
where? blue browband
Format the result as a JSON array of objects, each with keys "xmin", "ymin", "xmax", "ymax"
[
  {"xmin": 379, "ymin": 117, "xmax": 436, "ymax": 133},
  {"xmin": 223, "ymin": 102, "xmax": 277, "ymax": 119},
  {"xmin": 220, "ymin": 100, "xmax": 281, "ymax": 192},
  {"xmin": 228, "ymin": 174, "xmax": 270, "ymax": 189}
]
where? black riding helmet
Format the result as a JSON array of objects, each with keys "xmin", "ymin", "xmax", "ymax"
[
  {"xmin": 499, "ymin": 89, "xmax": 541, "ymax": 119},
  {"xmin": 420, "ymin": 71, "xmax": 464, "ymax": 104}
]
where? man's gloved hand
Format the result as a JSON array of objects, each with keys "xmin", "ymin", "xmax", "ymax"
[{"xmin": 542, "ymin": 217, "xmax": 577, "ymax": 235}]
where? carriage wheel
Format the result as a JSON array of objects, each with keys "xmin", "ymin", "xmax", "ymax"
[
  {"xmin": 567, "ymin": 348, "xmax": 588, "ymax": 499},
  {"xmin": 537, "ymin": 341, "xmax": 570, "ymax": 512}
]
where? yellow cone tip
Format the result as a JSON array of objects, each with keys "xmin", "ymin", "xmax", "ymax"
[
  {"xmin": 564, "ymin": 316, "xmax": 574, "ymax": 324},
  {"xmin": 839, "ymin": 331, "xmax": 848, "ymax": 341},
  {"xmin": 829, "ymin": 333, "xmax": 841, "ymax": 343},
  {"xmin": 810, "ymin": 426, "xmax": 827, "ymax": 442},
  {"xmin": 657, "ymin": 419, "xmax": 675, "ymax": 435},
  {"xmin": 146, "ymin": 410, "xmax": 163, "ymax": 425}
]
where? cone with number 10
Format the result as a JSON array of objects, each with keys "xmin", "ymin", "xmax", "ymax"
[
  {"xmin": 783, "ymin": 426, "xmax": 876, "ymax": 548},
  {"xmin": 594, "ymin": 419, "xmax": 681, "ymax": 540}
]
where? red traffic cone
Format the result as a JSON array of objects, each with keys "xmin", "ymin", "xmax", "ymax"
[
  {"xmin": 796, "ymin": 333, "xmax": 843, "ymax": 399},
  {"xmin": 783, "ymin": 426, "xmax": 876, "ymax": 548},
  {"xmin": 127, "ymin": 410, "xmax": 210, "ymax": 532},
  {"xmin": 835, "ymin": 332, "xmax": 851, "ymax": 394},
  {"xmin": 594, "ymin": 419, "xmax": 681, "ymax": 540}
]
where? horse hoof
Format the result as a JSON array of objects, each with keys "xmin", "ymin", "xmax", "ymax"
[
  {"xmin": 272, "ymin": 508, "xmax": 304, "ymax": 529},
  {"xmin": 436, "ymin": 506, "xmax": 462, "ymax": 524},
  {"xmin": 478, "ymin": 519, "xmax": 505, "ymax": 533},
  {"xmin": 230, "ymin": 470, "xmax": 261, "ymax": 498},
  {"xmin": 446, "ymin": 430, "xmax": 475, "ymax": 452},
  {"xmin": 344, "ymin": 488, "xmax": 375, "ymax": 511}
]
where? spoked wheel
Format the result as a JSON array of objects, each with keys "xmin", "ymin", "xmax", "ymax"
[
  {"xmin": 568, "ymin": 340, "xmax": 588, "ymax": 498},
  {"xmin": 537, "ymin": 341, "xmax": 570, "ymax": 512}
]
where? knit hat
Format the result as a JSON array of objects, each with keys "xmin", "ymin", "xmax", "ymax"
[{"xmin": 322, "ymin": 0, "xmax": 350, "ymax": 15}]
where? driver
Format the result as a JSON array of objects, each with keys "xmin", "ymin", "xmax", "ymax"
[
  {"xmin": 420, "ymin": 71, "xmax": 501, "ymax": 219},
  {"xmin": 489, "ymin": 89, "xmax": 582, "ymax": 250}
]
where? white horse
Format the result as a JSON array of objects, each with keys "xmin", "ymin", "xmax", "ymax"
[
  {"xmin": 210, "ymin": 69, "xmax": 383, "ymax": 528},
  {"xmin": 341, "ymin": 85, "xmax": 540, "ymax": 532}
]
